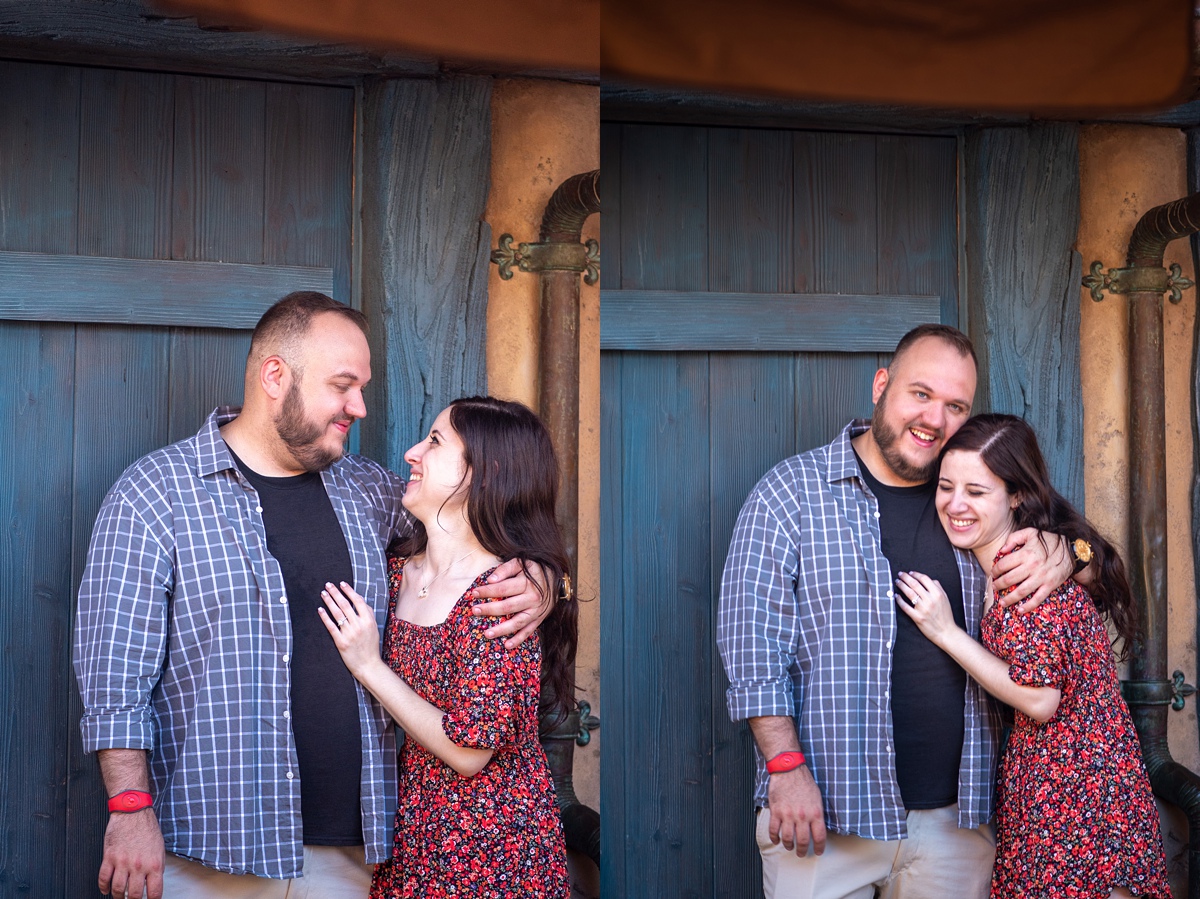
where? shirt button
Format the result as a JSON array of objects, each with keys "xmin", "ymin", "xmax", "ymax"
[
  {"xmin": 286, "ymin": 771, "xmax": 294, "ymax": 780},
  {"xmin": 279, "ymin": 596, "xmax": 287, "ymax": 604},
  {"xmin": 282, "ymin": 654, "xmax": 290, "ymax": 663},
  {"xmin": 256, "ymin": 505, "xmax": 263, "ymax": 513},
  {"xmin": 886, "ymin": 589, "xmax": 894, "ymax": 598},
  {"xmin": 283, "ymin": 710, "xmax": 291, "ymax": 719},
  {"xmin": 874, "ymin": 511, "xmax": 880, "ymax": 518},
  {"xmin": 886, "ymin": 641, "xmax": 892, "ymax": 649}
]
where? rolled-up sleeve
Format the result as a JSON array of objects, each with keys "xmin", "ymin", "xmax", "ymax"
[
  {"xmin": 717, "ymin": 483, "xmax": 802, "ymax": 723},
  {"xmin": 74, "ymin": 487, "xmax": 173, "ymax": 753}
]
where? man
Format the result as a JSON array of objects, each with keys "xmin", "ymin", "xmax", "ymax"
[
  {"xmin": 74, "ymin": 292, "xmax": 552, "ymax": 899},
  {"xmin": 717, "ymin": 324, "xmax": 1089, "ymax": 899}
]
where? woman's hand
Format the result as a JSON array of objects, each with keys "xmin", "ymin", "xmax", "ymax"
[
  {"xmin": 895, "ymin": 571, "xmax": 959, "ymax": 646},
  {"xmin": 318, "ymin": 581, "xmax": 382, "ymax": 679}
]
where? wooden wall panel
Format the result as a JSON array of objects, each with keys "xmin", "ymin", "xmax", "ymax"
[
  {"xmin": 877, "ymin": 135, "xmax": 959, "ymax": 325},
  {"xmin": 359, "ymin": 76, "xmax": 490, "ymax": 471},
  {"xmin": 0, "ymin": 322, "xmax": 76, "ymax": 894},
  {"xmin": 168, "ymin": 327, "xmax": 254, "ymax": 443},
  {"xmin": 804, "ymin": 132, "xmax": 878, "ymax": 295},
  {"xmin": 965, "ymin": 124, "xmax": 1084, "ymax": 508},
  {"xmin": 707, "ymin": 129, "xmax": 792, "ymax": 292},
  {"xmin": 78, "ymin": 68, "xmax": 174, "ymax": 259},
  {"xmin": 619, "ymin": 125, "xmax": 707, "ymax": 291},
  {"xmin": 172, "ymin": 75, "xmax": 266, "ymax": 264},
  {"xmin": 0, "ymin": 61, "xmax": 80, "ymax": 254},
  {"xmin": 707, "ymin": 353, "xmax": 797, "ymax": 898},
  {"xmin": 599, "ymin": 123, "xmax": 622, "ymax": 291},
  {"xmin": 796, "ymin": 352, "xmax": 882, "ymax": 452}
]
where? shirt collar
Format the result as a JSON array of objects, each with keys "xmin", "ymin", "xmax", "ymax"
[
  {"xmin": 827, "ymin": 419, "xmax": 871, "ymax": 483},
  {"xmin": 195, "ymin": 406, "xmax": 242, "ymax": 478}
]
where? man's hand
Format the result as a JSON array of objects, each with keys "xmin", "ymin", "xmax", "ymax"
[
  {"xmin": 99, "ymin": 810, "xmax": 165, "ymax": 899},
  {"xmin": 470, "ymin": 558, "xmax": 555, "ymax": 648},
  {"xmin": 766, "ymin": 766, "xmax": 827, "ymax": 857},
  {"xmin": 992, "ymin": 528, "xmax": 1074, "ymax": 613}
]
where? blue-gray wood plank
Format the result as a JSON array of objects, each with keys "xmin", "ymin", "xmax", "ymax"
[
  {"xmin": 964, "ymin": 125, "xmax": 1084, "ymax": 510},
  {"xmin": 601, "ymin": 121, "xmax": 959, "ymax": 898},
  {"xmin": 0, "ymin": 60, "xmax": 354, "ymax": 897}
]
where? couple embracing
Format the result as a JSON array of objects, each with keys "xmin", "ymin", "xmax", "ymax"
[
  {"xmin": 75, "ymin": 292, "xmax": 573, "ymax": 898},
  {"xmin": 719, "ymin": 324, "xmax": 1171, "ymax": 899}
]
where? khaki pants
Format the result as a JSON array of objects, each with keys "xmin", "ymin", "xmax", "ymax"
[
  {"xmin": 756, "ymin": 804, "xmax": 995, "ymax": 899},
  {"xmin": 162, "ymin": 846, "xmax": 374, "ymax": 898}
]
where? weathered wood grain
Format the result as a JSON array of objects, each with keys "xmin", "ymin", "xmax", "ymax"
[
  {"xmin": 78, "ymin": 67, "xmax": 174, "ymax": 259},
  {"xmin": 601, "ymin": 291, "xmax": 941, "ymax": 351},
  {"xmin": 359, "ymin": 76, "xmax": 490, "ymax": 471},
  {"xmin": 0, "ymin": 60, "xmax": 80, "ymax": 254},
  {"xmin": 807, "ymin": 131, "xmax": 877, "ymax": 295},
  {"xmin": 0, "ymin": 251, "xmax": 332, "ymax": 326},
  {"xmin": 964, "ymin": 124, "xmax": 1084, "ymax": 509},
  {"xmin": 0, "ymin": 322, "xmax": 76, "ymax": 895}
]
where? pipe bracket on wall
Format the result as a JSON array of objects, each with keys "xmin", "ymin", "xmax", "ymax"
[
  {"xmin": 1082, "ymin": 260, "xmax": 1194, "ymax": 302},
  {"xmin": 1174, "ymin": 670, "xmax": 1198, "ymax": 711},
  {"xmin": 490, "ymin": 233, "xmax": 601, "ymax": 281}
]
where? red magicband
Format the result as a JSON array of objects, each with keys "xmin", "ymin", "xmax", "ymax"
[
  {"xmin": 765, "ymin": 750, "xmax": 806, "ymax": 774},
  {"xmin": 107, "ymin": 790, "xmax": 154, "ymax": 813}
]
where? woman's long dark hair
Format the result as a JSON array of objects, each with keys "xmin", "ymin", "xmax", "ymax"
[
  {"xmin": 942, "ymin": 414, "xmax": 1139, "ymax": 658},
  {"xmin": 394, "ymin": 396, "xmax": 579, "ymax": 721}
]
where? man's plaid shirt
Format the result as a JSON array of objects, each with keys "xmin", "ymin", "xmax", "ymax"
[
  {"xmin": 717, "ymin": 420, "xmax": 1001, "ymax": 839},
  {"xmin": 74, "ymin": 407, "xmax": 412, "ymax": 877}
]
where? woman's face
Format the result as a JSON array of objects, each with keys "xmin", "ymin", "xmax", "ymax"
[
  {"xmin": 402, "ymin": 406, "xmax": 470, "ymax": 523},
  {"xmin": 935, "ymin": 449, "xmax": 1018, "ymax": 554}
]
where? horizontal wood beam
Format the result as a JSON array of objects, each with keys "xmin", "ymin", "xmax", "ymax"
[
  {"xmin": 0, "ymin": 251, "xmax": 332, "ymax": 328},
  {"xmin": 600, "ymin": 290, "xmax": 942, "ymax": 351}
]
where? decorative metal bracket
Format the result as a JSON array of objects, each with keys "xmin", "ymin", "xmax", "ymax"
[
  {"xmin": 575, "ymin": 699, "xmax": 600, "ymax": 747},
  {"xmin": 1082, "ymin": 261, "xmax": 1194, "ymax": 303},
  {"xmin": 1173, "ymin": 670, "xmax": 1197, "ymax": 711},
  {"xmin": 490, "ymin": 233, "xmax": 600, "ymax": 282}
]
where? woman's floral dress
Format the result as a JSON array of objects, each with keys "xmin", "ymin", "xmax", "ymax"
[
  {"xmin": 368, "ymin": 556, "xmax": 569, "ymax": 898},
  {"xmin": 982, "ymin": 572, "xmax": 1170, "ymax": 899}
]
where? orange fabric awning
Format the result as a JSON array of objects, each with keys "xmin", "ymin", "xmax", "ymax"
[
  {"xmin": 602, "ymin": 0, "xmax": 1194, "ymax": 113},
  {"xmin": 156, "ymin": 0, "xmax": 601, "ymax": 74}
]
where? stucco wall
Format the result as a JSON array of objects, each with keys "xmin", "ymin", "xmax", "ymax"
[
  {"xmin": 1078, "ymin": 124, "xmax": 1199, "ymax": 889},
  {"xmin": 483, "ymin": 75, "xmax": 601, "ymax": 809}
]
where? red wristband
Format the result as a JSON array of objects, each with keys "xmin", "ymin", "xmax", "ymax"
[
  {"xmin": 107, "ymin": 790, "xmax": 154, "ymax": 813},
  {"xmin": 765, "ymin": 750, "xmax": 806, "ymax": 774}
]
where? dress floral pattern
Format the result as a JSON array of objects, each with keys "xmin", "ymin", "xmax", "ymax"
[
  {"xmin": 982, "ymin": 571, "xmax": 1170, "ymax": 899},
  {"xmin": 369, "ymin": 556, "xmax": 570, "ymax": 898}
]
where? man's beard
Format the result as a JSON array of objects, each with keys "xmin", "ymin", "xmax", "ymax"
[
  {"xmin": 274, "ymin": 381, "xmax": 346, "ymax": 473},
  {"xmin": 870, "ymin": 386, "xmax": 940, "ymax": 484}
]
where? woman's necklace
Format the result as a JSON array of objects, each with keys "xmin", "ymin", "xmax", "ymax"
[{"xmin": 414, "ymin": 547, "xmax": 480, "ymax": 599}]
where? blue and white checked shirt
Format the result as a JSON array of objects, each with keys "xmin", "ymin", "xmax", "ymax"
[
  {"xmin": 74, "ymin": 407, "xmax": 412, "ymax": 877},
  {"xmin": 717, "ymin": 420, "xmax": 1001, "ymax": 839}
]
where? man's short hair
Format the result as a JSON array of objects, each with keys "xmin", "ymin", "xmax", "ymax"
[
  {"xmin": 249, "ymin": 291, "xmax": 368, "ymax": 372},
  {"xmin": 890, "ymin": 323, "xmax": 976, "ymax": 370}
]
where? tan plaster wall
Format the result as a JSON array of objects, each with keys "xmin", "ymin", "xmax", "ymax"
[
  {"xmin": 483, "ymin": 77, "xmax": 601, "ymax": 814},
  {"xmin": 1078, "ymin": 124, "xmax": 1198, "ymax": 887}
]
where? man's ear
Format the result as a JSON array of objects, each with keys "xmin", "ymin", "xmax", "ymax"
[
  {"xmin": 260, "ymin": 356, "xmax": 289, "ymax": 400},
  {"xmin": 871, "ymin": 368, "xmax": 890, "ymax": 405}
]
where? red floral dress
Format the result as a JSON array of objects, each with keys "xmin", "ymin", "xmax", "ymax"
[
  {"xmin": 368, "ymin": 556, "xmax": 569, "ymax": 898},
  {"xmin": 982, "ymin": 574, "xmax": 1170, "ymax": 899}
]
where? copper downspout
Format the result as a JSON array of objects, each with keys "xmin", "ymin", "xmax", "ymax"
[
  {"xmin": 492, "ymin": 170, "xmax": 602, "ymax": 866},
  {"xmin": 1089, "ymin": 192, "xmax": 1200, "ymax": 897}
]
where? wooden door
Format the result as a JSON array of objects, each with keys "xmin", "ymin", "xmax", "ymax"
[
  {"xmin": 0, "ymin": 61, "xmax": 352, "ymax": 897},
  {"xmin": 599, "ymin": 122, "xmax": 959, "ymax": 898}
]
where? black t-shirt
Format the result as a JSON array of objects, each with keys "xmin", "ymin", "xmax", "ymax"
[
  {"xmin": 231, "ymin": 449, "xmax": 364, "ymax": 846},
  {"xmin": 855, "ymin": 450, "xmax": 967, "ymax": 811}
]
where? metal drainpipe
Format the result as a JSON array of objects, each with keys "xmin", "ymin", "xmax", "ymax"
[
  {"xmin": 490, "ymin": 170, "xmax": 602, "ymax": 866},
  {"xmin": 1085, "ymin": 193, "xmax": 1200, "ymax": 897}
]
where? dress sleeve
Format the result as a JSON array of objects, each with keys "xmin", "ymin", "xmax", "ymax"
[
  {"xmin": 440, "ymin": 599, "xmax": 539, "ymax": 751},
  {"xmin": 989, "ymin": 596, "xmax": 1068, "ymax": 689}
]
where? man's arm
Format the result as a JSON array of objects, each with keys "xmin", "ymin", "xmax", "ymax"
[
  {"xmin": 991, "ymin": 528, "xmax": 1093, "ymax": 611},
  {"xmin": 748, "ymin": 717, "xmax": 826, "ymax": 857},
  {"xmin": 75, "ymin": 488, "xmax": 172, "ymax": 899},
  {"xmin": 96, "ymin": 750, "xmax": 165, "ymax": 899},
  {"xmin": 470, "ymin": 559, "xmax": 557, "ymax": 649}
]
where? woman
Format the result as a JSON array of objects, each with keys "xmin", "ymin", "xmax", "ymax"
[
  {"xmin": 319, "ymin": 396, "xmax": 575, "ymax": 898},
  {"xmin": 894, "ymin": 414, "xmax": 1169, "ymax": 899}
]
